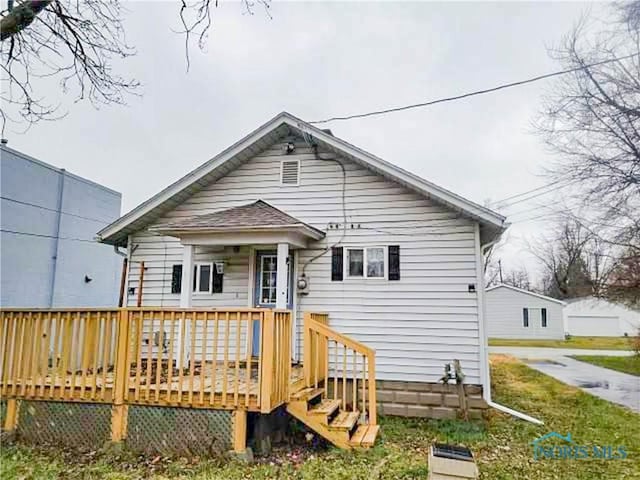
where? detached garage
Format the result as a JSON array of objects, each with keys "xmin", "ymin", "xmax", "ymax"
[
  {"xmin": 486, "ymin": 284, "xmax": 566, "ymax": 340},
  {"xmin": 564, "ymin": 297, "xmax": 640, "ymax": 337}
]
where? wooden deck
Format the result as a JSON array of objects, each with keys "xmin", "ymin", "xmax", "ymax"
[
  {"xmin": 2, "ymin": 362, "xmax": 304, "ymax": 410},
  {"xmin": 1, "ymin": 308, "xmax": 379, "ymax": 451}
]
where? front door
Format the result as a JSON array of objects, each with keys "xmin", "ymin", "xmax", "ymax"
[
  {"xmin": 530, "ymin": 308, "xmax": 543, "ymax": 337},
  {"xmin": 252, "ymin": 250, "xmax": 294, "ymax": 355}
]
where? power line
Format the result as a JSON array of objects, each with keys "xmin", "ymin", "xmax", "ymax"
[
  {"xmin": 309, "ymin": 53, "xmax": 639, "ymax": 124},
  {"xmin": 0, "ymin": 229, "xmax": 97, "ymax": 243},
  {"xmin": 0, "ymin": 195, "xmax": 113, "ymax": 224},
  {"xmin": 493, "ymin": 179, "xmax": 579, "ymax": 211},
  {"xmin": 487, "ymin": 175, "xmax": 571, "ymax": 207}
]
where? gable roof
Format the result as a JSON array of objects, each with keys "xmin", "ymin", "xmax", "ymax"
[
  {"xmin": 150, "ymin": 200, "xmax": 324, "ymax": 239},
  {"xmin": 97, "ymin": 112, "xmax": 507, "ymax": 246},
  {"xmin": 486, "ymin": 284, "xmax": 566, "ymax": 305}
]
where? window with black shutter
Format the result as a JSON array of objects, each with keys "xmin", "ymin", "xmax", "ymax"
[
  {"xmin": 523, "ymin": 308, "xmax": 529, "ymax": 327},
  {"xmin": 541, "ymin": 308, "xmax": 547, "ymax": 327},
  {"xmin": 171, "ymin": 264, "xmax": 182, "ymax": 294},
  {"xmin": 331, "ymin": 247, "xmax": 343, "ymax": 281},
  {"xmin": 213, "ymin": 267, "xmax": 223, "ymax": 293},
  {"xmin": 388, "ymin": 245, "xmax": 400, "ymax": 280}
]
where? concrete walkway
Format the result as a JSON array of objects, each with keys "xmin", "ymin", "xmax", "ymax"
[
  {"xmin": 489, "ymin": 346, "xmax": 639, "ymax": 413},
  {"xmin": 489, "ymin": 346, "xmax": 634, "ymax": 358}
]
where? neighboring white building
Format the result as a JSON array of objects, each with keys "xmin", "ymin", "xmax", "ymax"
[
  {"xmin": 564, "ymin": 297, "xmax": 640, "ymax": 337},
  {"xmin": 486, "ymin": 284, "xmax": 565, "ymax": 340},
  {"xmin": 1, "ymin": 145, "xmax": 122, "ymax": 307},
  {"xmin": 97, "ymin": 112, "xmax": 508, "ymax": 394}
]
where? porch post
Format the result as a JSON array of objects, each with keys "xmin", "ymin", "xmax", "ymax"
[
  {"xmin": 180, "ymin": 244, "xmax": 194, "ymax": 308},
  {"xmin": 275, "ymin": 243, "xmax": 289, "ymax": 309},
  {"xmin": 179, "ymin": 245, "xmax": 194, "ymax": 366}
]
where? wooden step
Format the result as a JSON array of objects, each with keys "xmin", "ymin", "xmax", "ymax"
[
  {"xmin": 290, "ymin": 387, "xmax": 324, "ymax": 402},
  {"xmin": 309, "ymin": 399, "xmax": 341, "ymax": 417},
  {"xmin": 328, "ymin": 410, "xmax": 359, "ymax": 431},
  {"xmin": 349, "ymin": 425, "xmax": 379, "ymax": 447}
]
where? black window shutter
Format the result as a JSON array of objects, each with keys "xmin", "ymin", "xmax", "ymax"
[
  {"xmin": 213, "ymin": 267, "xmax": 223, "ymax": 293},
  {"xmin": 331, "ymin": 247, "xmax": 343, "ymax": 281},
  {"xmin": 541, "ymin": 308, "xmax": 547, "ymax": 327},
  {"xmin": 171, "ymin": 265, "xmax": 182, "ymax": 294},
  {"xmin": 523, "ymin": 308, "xmax": 529, "ymax": 327},
  {"xmin": 388, "ymin": 245, "xmax": 400, "ymax": 280}
]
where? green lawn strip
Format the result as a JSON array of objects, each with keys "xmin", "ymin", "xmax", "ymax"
[
  {"xmin": 489, "ymin": 336, "xmax": 633, "ymax": 350},
  {"xmin": 2, "ymin": 357, "xmax": 639, "ymax": 480},
  {"xmin": 571, "ymin": 355, "xmax": 640, "ymax": 376}
]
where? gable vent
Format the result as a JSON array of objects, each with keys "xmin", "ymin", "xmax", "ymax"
[{"xmin": 281, "ymin": 160, "xmax": 300, "ymax": 186}]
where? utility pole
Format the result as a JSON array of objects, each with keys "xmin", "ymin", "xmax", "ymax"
[{"xmin": 498, "ymin": 259, "xmax": 504, "ymax": 283}]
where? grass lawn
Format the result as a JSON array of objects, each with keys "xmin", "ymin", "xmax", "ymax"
[
  {"xmin": 2, "ymin": 356, "xmax": 639, "ymax": 480},
  {"xmin": 572, "ymin": 355, "xmax": 640, "ymax": 376},
  {"xmin": 489, "ymin": 336, "xmax": 634, "ymax": 350}
]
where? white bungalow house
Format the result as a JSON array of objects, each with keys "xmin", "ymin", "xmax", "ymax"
[
  {"xmin": 564, "ymin": 297, "xmax": 640, "ymax": 337},
  {"xmin": 97, "ymin": 112, "xmax": 507, "ymax": 420},
  {"xmin": 486, "ymin": 284, "xmax": 566, "ymax": 340}
]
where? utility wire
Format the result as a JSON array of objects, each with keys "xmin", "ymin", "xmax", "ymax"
[
  {"xmin": 487, "ymin": 175, "xmax": 572, "ymax": 207},
  {"xmin": 0, "ymin": 195, "xmax": 113, "ymax": 224},
  {"xmin": 1, "ymin": 228, "xmax": 97, "ymax": 243},
  {"xmin": 493, "ymin": 180, "xmax": 579, "ymax": 210},
  {"xmin": 309, "ymin": 53, "xmax": 639, "ymax": 124}
]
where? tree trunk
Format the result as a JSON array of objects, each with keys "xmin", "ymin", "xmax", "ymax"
[{"xmin": 0, "ymin": 0, "xmax": 53, "ymax": 41}]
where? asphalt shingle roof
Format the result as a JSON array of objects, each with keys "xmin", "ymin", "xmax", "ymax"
[{"xmin": 153, "ymin": 200, "xmax": 323, "ymax": 235}]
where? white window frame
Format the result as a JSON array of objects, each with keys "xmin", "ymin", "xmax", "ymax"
[
  {"xmin": 193, "ymin": 262, "xmax": 213, "ymax": 294},
  {"xmin": 344, "ymin": 246, "xmax": 387, "ymax": 280},
  {"xmin": 280, "ymin": 159, "xmax": 301, "ymax": 186}
]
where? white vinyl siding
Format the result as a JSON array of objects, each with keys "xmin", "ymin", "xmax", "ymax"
[
  {"xmin": 563, "ymin": 297, "xmax": 640, "ymax": 337},
  {"xmin": 486, "ymin": 286, "xmax": 564, "ymax": 340},
  {"xmin": 127, "ymin": 138, "xmax": 483, "ymax": 384}
]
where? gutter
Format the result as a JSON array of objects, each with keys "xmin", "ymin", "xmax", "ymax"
[{"xmin": 479, "ymin": 238, "xmax": 544, "ymax": 426}]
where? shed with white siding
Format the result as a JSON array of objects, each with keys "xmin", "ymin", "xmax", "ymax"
[
  {"xmin": 486, "ymin": 284, "xmax": 565, "ymax": 340},
  {"xmin": 97, "ymin": 112, "xmax": 507, "ymax": 401}
]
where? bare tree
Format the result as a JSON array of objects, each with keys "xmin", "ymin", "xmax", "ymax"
[
  {"xmin": 535, "ymin": 2, "xmax": 640, "ymax": 252},
  {"xmin": 502, "ymin": 267, "xmax": 532, "ymax": 291},
  {"xmin": 0, "ymin": 0, "xmax": 270, "ymax": 130},
  {"xmin": 606, "ymin": 249, "xmax": 640, "ymax": 309},
  {"xmin": 529, "ymin": 218, "xmax": 618, "ymax": 299}
]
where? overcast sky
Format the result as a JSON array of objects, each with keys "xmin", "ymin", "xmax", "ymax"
[{"xmin": 4, "ymin": 1, "xmax": 605, "ymax": 283}]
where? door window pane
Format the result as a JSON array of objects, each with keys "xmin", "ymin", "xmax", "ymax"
[
  {"xmin": 198, "ymin": 264, "xmax": 211, "ymax": 292},
  {"xmin": 260, "ymin": 255, "xmax": 278, "ymax": 304},
  {"xmin": 348, "ymin": 249, "xmax": 364, "ymax": 277},
  {"xmin": 366, "ymin": 248, "xmax": 384, "ymax": 278}
]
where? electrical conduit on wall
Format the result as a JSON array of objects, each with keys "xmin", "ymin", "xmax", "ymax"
[{"xmin": 49, "ymin": 168, "xmax": 66, "ymax": 307}]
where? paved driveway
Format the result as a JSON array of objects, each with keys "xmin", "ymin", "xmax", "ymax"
[
  {"xmin": 489, "ymin": 346, "xmax": 634, "ymax": 358},
  {"xmin": 489, "ymin": 347, "xmax": 639, "ymax": 413}
]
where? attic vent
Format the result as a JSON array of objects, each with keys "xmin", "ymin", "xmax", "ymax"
[{"xmin": 281, "ymin": 160, "xmax": 300, "ymax": 186}]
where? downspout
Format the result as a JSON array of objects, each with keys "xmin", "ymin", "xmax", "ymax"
[
  {"xmin": 48, "ymin": 168, "xmax": 66, "ymax": 307},
  {"xmin": 479, "ymin": 229, "xmax": 544, "ymax": 426},
  {"xmin": 114, "ymin": 245, "xmax": 128, "ymax": 307}
]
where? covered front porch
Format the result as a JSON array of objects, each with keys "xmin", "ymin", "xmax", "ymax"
[{"xmin": 147, "ymin": 201, "xmax": 326, "ymax": 360}]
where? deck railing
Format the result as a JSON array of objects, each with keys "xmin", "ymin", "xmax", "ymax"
[
  {"xmin": 0, "ymin": 308, "xmax": 292, "ymax": 412},
  {"xmin": 303, "ymin": 312, "xmax": 377, "ymax": 425},
  {"xmin": 0, "ymin": 309, "xmax": 120, "ymax": 403}
]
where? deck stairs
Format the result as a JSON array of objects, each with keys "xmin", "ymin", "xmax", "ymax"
[{"xmin": 286, "ymin": 385, "xmax": 379, "ymax": 449}]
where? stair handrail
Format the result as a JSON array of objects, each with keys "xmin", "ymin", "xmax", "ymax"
[{"xmin": 303, "ymin": 312, "xmax": 377, "ymax": 425}]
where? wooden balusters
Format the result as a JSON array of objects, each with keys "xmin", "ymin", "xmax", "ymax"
[{"xmin": 0, "ymin": 308, "xmax": 292, "ymax": 413}]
